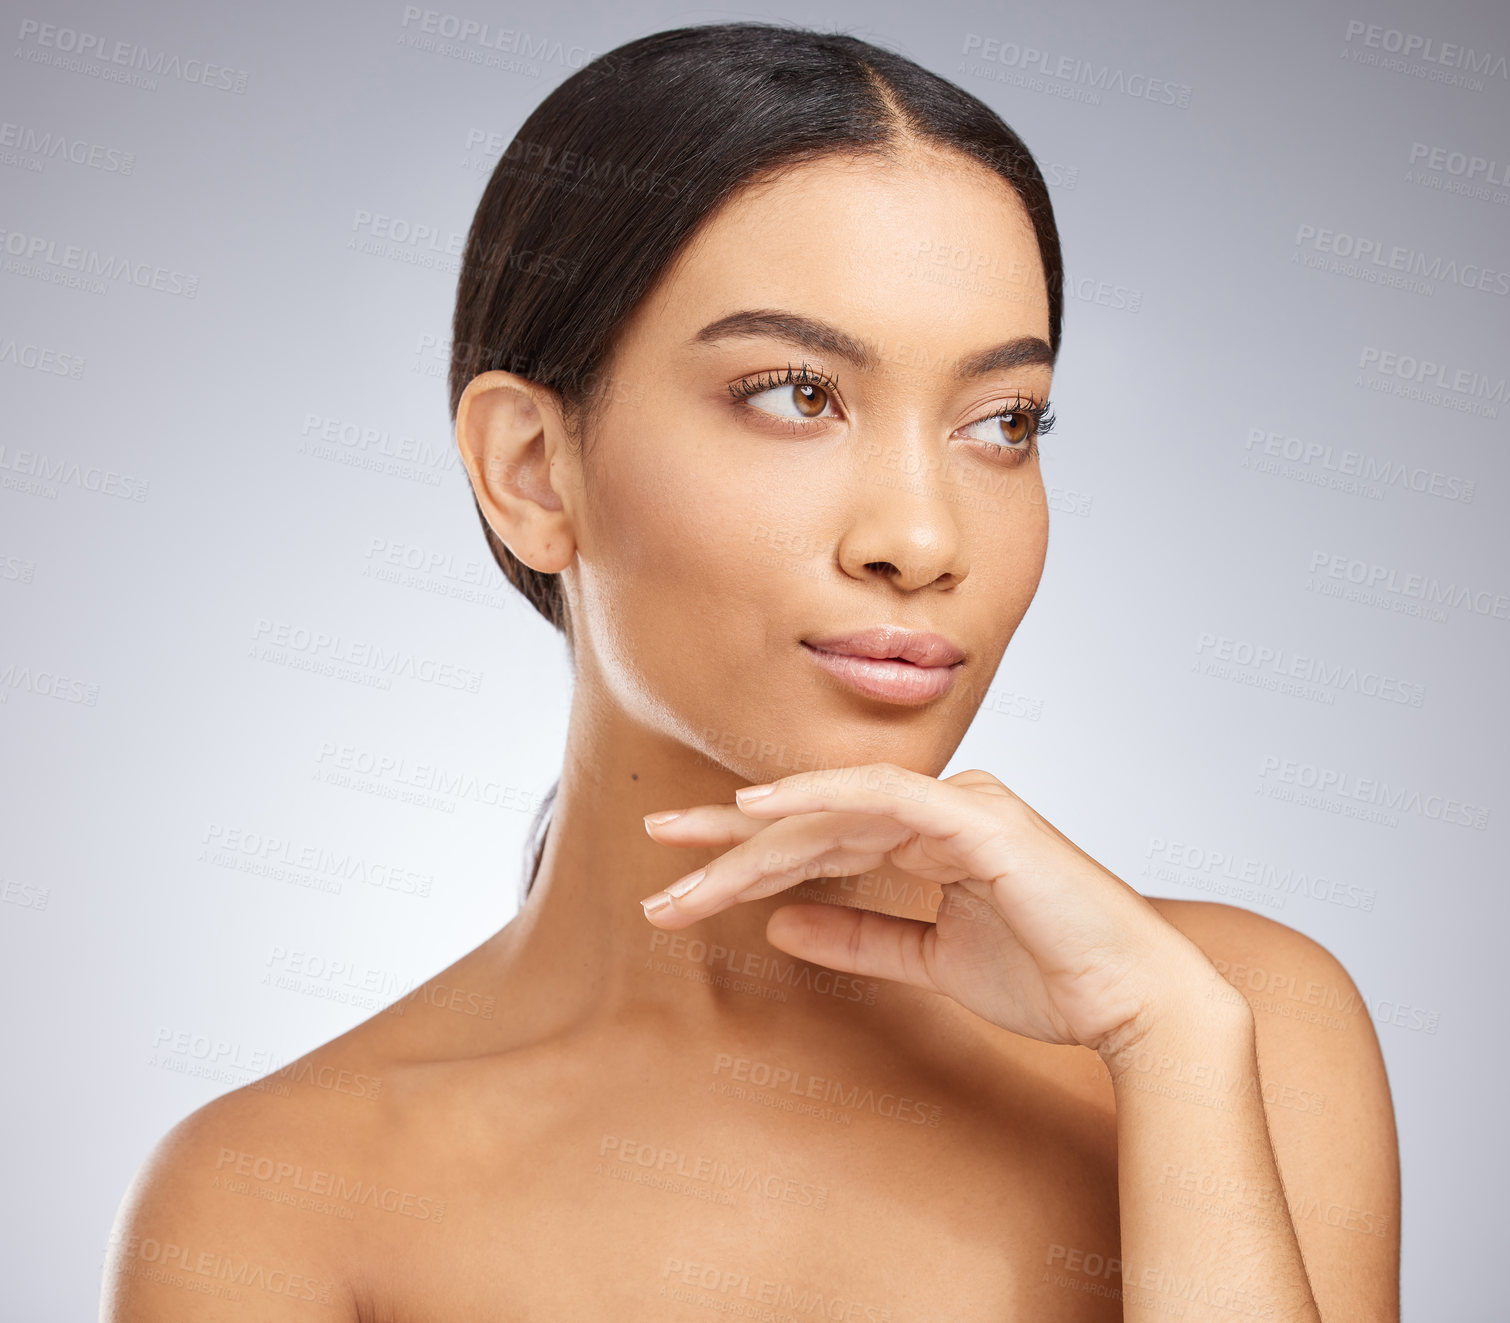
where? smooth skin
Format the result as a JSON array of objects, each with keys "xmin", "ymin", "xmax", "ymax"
[{"xmin": 102, "ymin": 141, "xmax": 1399, "ymax": 1321}]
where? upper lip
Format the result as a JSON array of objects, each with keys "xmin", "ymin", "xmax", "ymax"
[{"xmin": 802, "ymin": 627, "xmax": 965, "ymax": 667}]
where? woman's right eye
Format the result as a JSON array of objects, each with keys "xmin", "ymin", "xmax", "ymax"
[{"xmin": 743, "ymin": 382, "xmax": 837, "ymax": 420}]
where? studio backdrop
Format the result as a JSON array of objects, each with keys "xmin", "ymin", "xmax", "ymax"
[{"xmin": 1, "ymin": 0, "xmax": 1506, "ymax": 1317}]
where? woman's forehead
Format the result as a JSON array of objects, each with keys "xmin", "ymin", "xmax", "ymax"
[{"xmin": 626, "ymin": 155, "xmax": 1050, "ymax": 367}]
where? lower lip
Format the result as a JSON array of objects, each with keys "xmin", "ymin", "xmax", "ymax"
[{"xmin": 801, "ymin": 643, "xmax": 961, "ymax": 705}]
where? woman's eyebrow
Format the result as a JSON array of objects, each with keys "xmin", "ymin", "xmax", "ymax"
[{"xmin": 688, "ymin": 307, "xmax": 1053, "ymax": 377}]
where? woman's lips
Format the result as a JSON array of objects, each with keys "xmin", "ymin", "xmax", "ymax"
[{"xmin": 800, "ymin": 642, "xmax": 962, "ymax": 705}]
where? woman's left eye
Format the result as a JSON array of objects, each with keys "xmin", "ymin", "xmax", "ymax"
[{"xmin": 959, "ymin": 408, "xmax": 1039, "ymax": 450}]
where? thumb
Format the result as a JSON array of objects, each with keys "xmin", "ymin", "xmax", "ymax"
[{"xmin": 765, "ymin": 902, "xmax": 942, "ymax": 994}]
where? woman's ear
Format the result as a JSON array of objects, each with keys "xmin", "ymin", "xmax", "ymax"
[{"xmin": 455, "ymin": 371, "xmax": 579, "ymax": 574}]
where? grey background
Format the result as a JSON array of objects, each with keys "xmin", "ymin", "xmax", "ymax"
[{"xmin": 1, "ymin": 0, "xmax": 1506, "ymax": 1317}]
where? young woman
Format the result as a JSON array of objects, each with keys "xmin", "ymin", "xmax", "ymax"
[{"xmin": 103, "ymin": 22, "xmax": 1399, "ymax": 1321}]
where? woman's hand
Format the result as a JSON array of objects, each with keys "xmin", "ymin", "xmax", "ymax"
[{"xmin": 639, "ymin": 763, "xmax": 1222, "ymax": 1057}]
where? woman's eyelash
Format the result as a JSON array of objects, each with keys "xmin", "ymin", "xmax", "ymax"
[
  {"xmin": 980, "ymin": 396, "xmax": 1057, "ymax": 454},
  {"xmin": 726, "ymin": 361, "xmax": 838, "ymax": 401},
  {"xmin": 986, "ymin": 397, "xmax": 1055, "ymax": 434},
  {"xmin": 727, "ymin": 366, "xmax": 1055, "ymax": 456}
]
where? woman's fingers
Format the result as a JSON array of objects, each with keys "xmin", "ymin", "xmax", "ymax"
[
  {"xmin": 727, "ymin": 765, "xmax": 1141, "ymax": 959},
  {"xmin": 639, "ymin": 809, "xmax": 910, "ymax": 928},
  {"xmin": 764, "ymin": 902, "xmax": 942, "ymax": 994},
  {"xmin": 643, "ymin": 802, "xmax": 768, "ymax": 848}
]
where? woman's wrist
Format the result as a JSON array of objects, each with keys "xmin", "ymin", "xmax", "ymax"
[{"xmin": 1097, "ymin": 950, "xmax": 1256, "ymax": 1088}]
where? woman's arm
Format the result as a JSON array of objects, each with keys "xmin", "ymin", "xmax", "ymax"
[{"xmin": 1098, "ymin": 910, "xmax": 1398, "ymax": 1321}]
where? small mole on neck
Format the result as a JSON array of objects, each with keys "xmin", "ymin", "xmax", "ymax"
[{"xmin": 630, "ymin": 773, "xmax": 638, "ymax": 780}]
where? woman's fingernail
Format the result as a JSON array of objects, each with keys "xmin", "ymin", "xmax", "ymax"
[
  {"xmin": 644, "ymin": 810, "xmax": 683, "ymax": 826},
  {"xmin": 641, "ymin": 893, "xmax": 674, "ymax": 917},
  {"xmin": 736, "ymin": 784, "xmax": 775, "ymax": 804},
  {"xmin": 667, "ymin": 867, "xmax": 706, "ymax": 898}
]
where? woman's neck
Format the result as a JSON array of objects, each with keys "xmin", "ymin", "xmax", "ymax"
[{"xmin": 483, "ymin": 671, "xmax": 952, "ymax": 1047}]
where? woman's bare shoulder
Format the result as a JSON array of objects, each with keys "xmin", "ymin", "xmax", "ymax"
[
  {"xmin": 101, "ymin": 970, "xmax": 539, "ymax": 1323},
  {"xmin": 1144, "ymin": 895, "xmax": 1387, "ymax": 1059},
  {"xmin": 1146, "ymin": 896, "xmax": 1364, "ymax": 1003},
  {"xmin": 101, "ymin": 1068, "xmax": 365, "ymax": 1321}
]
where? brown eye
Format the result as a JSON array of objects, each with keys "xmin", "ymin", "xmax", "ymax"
[
  {"xmin": 959, "ymin": 401, "xmax": 1048, "ymax": 456},
  {"xmin": 739, "ymin": 377, "xmax": 837, "ymax": 421},
  {"xmin": 793, "ymin": 383, "xmax": 828, "ymax": 417},
  {"xmin": 996, "ymin": 412, "xmax": 1031, "ymax": 445}
]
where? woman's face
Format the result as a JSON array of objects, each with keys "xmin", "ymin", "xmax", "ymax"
[{"xmin": 561, "ymin": 144, "xmax": 1053, "ymax": 780}]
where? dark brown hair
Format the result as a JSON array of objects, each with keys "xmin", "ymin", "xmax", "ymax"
[{"xmin": 446, "ymin": 20, "xmax": 1065, "ymax": 895}]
